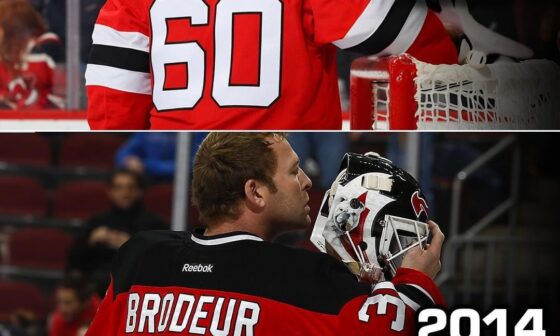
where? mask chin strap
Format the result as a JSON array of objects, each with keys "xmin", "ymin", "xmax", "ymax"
[{"xmin": 379, "ymin": 215, "xmax": 429, "ymax": 276}]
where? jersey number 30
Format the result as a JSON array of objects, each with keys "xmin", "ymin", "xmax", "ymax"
[
  {"xmin": 150, "ymin": 0, "xmax": 282, "ymax": 110},
  {"xmin": 358, "ymin": 294, "xmax": 406, "ymax": 332}
]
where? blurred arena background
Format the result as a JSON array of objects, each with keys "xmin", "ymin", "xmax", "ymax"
[
  {"xmin": 0, "ymin": 132, "xmax": 558, "ymax": 335},
  {"xmin": 0, "ymin": 0, "xmax": 559, "ymax": 129}
]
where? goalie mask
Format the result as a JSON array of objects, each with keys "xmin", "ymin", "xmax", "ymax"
[{"xmin": 310, "ymin": 152, "xmax": 430, "ymax": 284}]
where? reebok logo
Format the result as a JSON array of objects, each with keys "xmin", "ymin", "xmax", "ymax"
[{"xmin": 182, "ymin": 263, "xmax": 214, "ymax": 273}]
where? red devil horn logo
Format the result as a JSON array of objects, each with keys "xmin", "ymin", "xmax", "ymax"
[{"xmin": 411, "ymin": 191, "xmax": 428, "ymax": 218}]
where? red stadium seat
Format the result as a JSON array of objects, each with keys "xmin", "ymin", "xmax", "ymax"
[
  {"xmin": 58, "ymin": 134, "xmax": 125, "ymax": 170},
  {"xmin": 0, "ymin": 134, "xmax": 52, "ymax": 166},
  {"xmin": 52, "ymin": 180, "xmax": 110, "ymax": 219},
  {"xmin": 0, "ymin": 175, "xmax": 47, "ymax": 217},
  {"xmin": 0, "ymin": 280, "xmax": 46, "ymax": 322},
  {"xmin": 7, "ymin": 228, "xmax": 73, "ymax": 270},
  {"xmin": 144, "ymin": 184, "xmax": 200, "ymax": 227},
  {"xmin": 144, "ymin": 183, "xmax": 173, "ymax": 224}
]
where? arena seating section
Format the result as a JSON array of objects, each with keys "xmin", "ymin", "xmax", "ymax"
[{"xmin": 0, "ymin": 133, "xmax": 177, "ymax": 323}]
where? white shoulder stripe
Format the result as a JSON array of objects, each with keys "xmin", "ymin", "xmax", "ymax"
[
  {"xmin": 333, "ymin": 0, "xmax": 395, "ymax": 49},
  {"xmin": 380, "ymin": 1, "xmax": 427, "ymax": 55},
  {"xmin": 191, "ymin": 234, "xmax": 264, "ymax": 246},
  {"xmin": 85, "ymin": 64, "xmax": 152, "ymax": 95},
  {"xmin": 397, "ymin": 292, "xmax": 421, "ymax": 311},
  {"xmin": 372, "ymin": 281, "xmax": 397, "ymax": 291},
  {"xmin": 92, "ymin": 24, "xmax": 150, "ymax": 52}
]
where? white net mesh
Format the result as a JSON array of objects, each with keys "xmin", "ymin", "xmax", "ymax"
[
  {"xmin": 412, "ymin": 58, "xmax": 560, "ymax": 130},
  {"xmin": 372, "ymin": 82, "xmax": 389, "ymax": 130},
  {"xmin": 357, "ymin": 56, "xmax": 560, "ymax": 130}
]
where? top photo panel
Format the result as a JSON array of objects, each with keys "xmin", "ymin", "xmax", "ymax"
[{"xmin": 0, "ymin": 0, "xmax": 559, "ymax": 131}]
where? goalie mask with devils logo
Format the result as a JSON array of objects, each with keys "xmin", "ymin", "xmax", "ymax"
[{"xmin": 311, "ymin": 152, "xmax": 430, "ymax": 284}]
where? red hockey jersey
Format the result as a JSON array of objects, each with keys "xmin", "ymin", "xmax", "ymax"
[
  {"xmin": 86, "ymin": 230, "xmax": 445, "ymax": 335},
  {"xmin": 0, "ymin": 54, "xmax": 55, "ymax": 110},
  {"xmin": 85, "ymin": 0, "xmax": 457, "ymax": 129}
]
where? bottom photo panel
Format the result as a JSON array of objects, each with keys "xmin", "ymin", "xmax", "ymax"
[{"xmin": 0, "ymin": 132, "xmax": 558, "ymax": 336}]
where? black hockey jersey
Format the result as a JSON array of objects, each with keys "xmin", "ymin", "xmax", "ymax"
[{"xmin": 86, "ymin": 230, "xmax": 444, "ymax": 335}]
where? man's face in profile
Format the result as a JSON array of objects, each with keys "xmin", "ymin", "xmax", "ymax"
[
  {"xmin": 265, "ymin": 138, "xmax": 312, "ymax": 231},
  {"xmin": 109, "ymin": 173, "xmax": 142, "ymax": 210}
]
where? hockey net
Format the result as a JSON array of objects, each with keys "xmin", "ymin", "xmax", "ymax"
[{"xmin": 349, "ymin": 54, "xmax": 560, "ymax": 130}]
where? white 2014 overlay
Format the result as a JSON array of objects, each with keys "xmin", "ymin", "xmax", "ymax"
[{"xmin": 418, "ymin": 308, "xmax": 546, "ymax": 336}]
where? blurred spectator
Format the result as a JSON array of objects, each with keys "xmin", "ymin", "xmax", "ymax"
[
  {"xmin": 48, "ymin": 275, "xmax": 100, "ymax": 336},
  {"xmin": 115, "ymin": 133, "xmax": 207, "ymax": 182},
  {"xmin": 67, "ymin": 169, "xmax": 167, "ymax": 296},
  {"xmin": 0, "ymin": 0, "xmax": 62, "ymax": 109},
  {"xmin": 7, "ymin": 310, "xmax": 41, "ymax": 336},
  {"xmin": 115, "ymin": 133, "xmax": 177, "ymax": 182},
  {"xmin": 289, "ymin": 133, "xmax": 349, "ymax": 190}
]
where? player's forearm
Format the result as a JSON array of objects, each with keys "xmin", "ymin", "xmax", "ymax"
[
  {"xmin": 335, "ymin": 0, "xmax": 425, "ymax": 54},
  {"xmin": 336, "ymin": 0, "xmax": 457, "ymax": 65}
]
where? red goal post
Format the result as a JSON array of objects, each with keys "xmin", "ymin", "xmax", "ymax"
[{"xmin": 350, "ymin": 54, "xmax": 560, "ymax": 130}]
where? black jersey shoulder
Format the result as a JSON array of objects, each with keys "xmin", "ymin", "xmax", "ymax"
[
  {"xmin": 111, "ymin": 230, "xmax": 371, "ymax": 315},
  {"xmin": 111, "ymin": 230, "xmax": 187, "ymax": 297},
  {"xmin": 114, "ymin": 229, "xmax": 186, "ymax": 266}
]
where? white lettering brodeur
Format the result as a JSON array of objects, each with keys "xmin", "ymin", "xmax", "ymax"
[{"xmin": 126, "ymin": 293, "xmax": 260, "ymax": 335}]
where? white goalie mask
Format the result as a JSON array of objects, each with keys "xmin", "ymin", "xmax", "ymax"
[{"xmin": 311, "ymin": 152, "xmax": 430, "ymax": 284}]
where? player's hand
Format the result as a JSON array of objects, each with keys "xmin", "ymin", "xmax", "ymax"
[
  {"xmin": 107, "ymin": 230, "xmax": 131, "ymax": 249},
  {"xmin": 400, "ymin": 221, "xmax": 445, "ymax": 279},
  {"xmin": 89, "ymin": 226, "xmax": 111, "ymax": 245}
]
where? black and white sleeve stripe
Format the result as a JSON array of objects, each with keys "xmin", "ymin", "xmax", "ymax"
[
  {"xmin": 395, "ymin": 283, "xmax": 436, "ymax": 308},
  {"xmin": 333, "ymin": 0, "xmax": 427, "ymax": 56},
  {"xmin": 85, "ymin": 24, "xmax": 152, "ymax": 95},
  {"xmin": 373, "ymin": 281, "xmax": 435, "ymax": 311}
]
